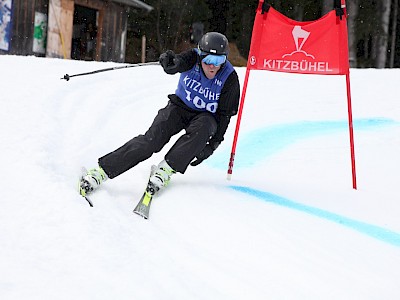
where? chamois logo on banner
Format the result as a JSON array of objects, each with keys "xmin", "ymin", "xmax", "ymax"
[
  {"xmin": 261, "ymin": 24, "xmax": 333, "ymax": 73},
  {"xmin": 283, "ymin": 26, "xmax": 315, "ymax": 59}
]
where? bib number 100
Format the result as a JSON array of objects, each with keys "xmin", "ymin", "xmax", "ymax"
[{"xmin": 192, "ymin": 96, "xmax": 218, "ymax": 113}]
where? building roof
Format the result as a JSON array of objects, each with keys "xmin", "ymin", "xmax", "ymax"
[{"xmin": 112, "ymin": 0, "xmax": 154, "ymax": 12}]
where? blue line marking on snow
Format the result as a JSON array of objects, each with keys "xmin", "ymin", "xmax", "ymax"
[
  {"xmin": 230, "ymin": 185, "xmax": 400, "ymax": 247},
  {"xmin": 209, "ymin": 118, "xmax": 399, "ymax": 169}
]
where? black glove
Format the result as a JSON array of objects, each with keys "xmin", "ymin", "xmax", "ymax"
[
  {"xmin": 159, "ymin": 50, "xmax": 180, "ymax": 74},
  {"xmin": 190, "ymin": 144, "xmax": 214, "ymax": 166}
]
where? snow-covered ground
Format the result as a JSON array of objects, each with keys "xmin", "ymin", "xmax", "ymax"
[{"xmin": 0, "ymin": 55, "xmax": 399, "ymax": 300}]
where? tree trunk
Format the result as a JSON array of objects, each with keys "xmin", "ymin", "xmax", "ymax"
[
  {"xmin": 376, "ymin": 0, "xmax": 392, "ymax": 68},
  {"xmin": 390, "ymin": 0, "xmax": 399, "ymax": 67},
  {"xmin": 155, "ymin": 0, "xmax": 163, "ymax": 52},
  {"xmin": 322, "ymin": 0, "xmax": 332, "ymax": 16},
  {"xmin": 173, "ymin": 0, "xmax": 189, "ymax": 50},
  {"xmin": 294, "ymin": 4, "xmax": 304, "ymax": 21},
  {"xmin": 347, "ymin": 0, "xmax": 359, "ymax": 67}
]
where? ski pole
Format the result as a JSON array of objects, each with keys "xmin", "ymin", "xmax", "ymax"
[{"xmin": 61, "ymin": 61, "xmax": 160, "ymax": 81}]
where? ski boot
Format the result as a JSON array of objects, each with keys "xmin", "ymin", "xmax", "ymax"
[
  {"xmin": 149, "ymin": 160, "xmax": 176, "ymax": 193},
  {"xmin": 79, "ymin": 166, "xmax": 108, "ymax": 198},
  {"xmin": 133, "ymin": 160, "xmax": 176, "ymax": 219}
]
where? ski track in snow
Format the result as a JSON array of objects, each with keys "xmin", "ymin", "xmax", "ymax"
[
  {"xmin": 230, "ymin": 185, "xmax": 400, "ymax": 247},
  {"xmin": 1, "ymin": 56, "xmax": 400, "ymax": 300}
]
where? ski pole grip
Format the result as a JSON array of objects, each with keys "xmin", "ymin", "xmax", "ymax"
[{"xmin": 62, "ymin": 74, "xmax": 71, "ymax": 81}]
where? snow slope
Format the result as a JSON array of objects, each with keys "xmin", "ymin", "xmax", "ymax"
[{"xmin": 0, "ymin": 55, "xmax": 399, "ymax": 300}]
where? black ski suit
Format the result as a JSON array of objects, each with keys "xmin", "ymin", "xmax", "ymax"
[{"xmin": 98, "ymin": 49, "xmax": 240, "ymax": 178}]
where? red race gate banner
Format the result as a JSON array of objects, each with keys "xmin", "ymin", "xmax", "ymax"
[
  {"xmin": 228, "ymin": 0, "xmax": 357, "ymax": 189},
  {"xmin": 248, "ymin": 4, "xmax": 349, "ymax": 75}
]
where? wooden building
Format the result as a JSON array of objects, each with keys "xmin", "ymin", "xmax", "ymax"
[{"xmin": 0, "ymin": 0, "xmax": 152, "ymax": 62}]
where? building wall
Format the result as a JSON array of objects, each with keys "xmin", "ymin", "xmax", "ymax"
[
  {"xmin": 1, "ymin": 0, "xmax": 130, "ymax": 62},
  {"xmin": 2, "ymin": 0, "xmax": 48, "ymax": 56},
  {"xmin": 47, "ymin": 0, "xmax": 73, "ymax": 59},
  {"xmin": 100, "ymin": 1, "xmax": 128, "ymax": 62}
]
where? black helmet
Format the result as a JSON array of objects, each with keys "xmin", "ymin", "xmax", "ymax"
[{"xmin": 198, "ymin": 32, "xmax": 229, "ymax": 55}]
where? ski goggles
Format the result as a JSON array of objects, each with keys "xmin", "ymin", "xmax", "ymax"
[
  {"xmin": 196, "ymin": 48, "xmax": 227, "ymax": 66},
  {"xmin": 201, "ymin": 54, "xmax": 227, "ymax": 66}
]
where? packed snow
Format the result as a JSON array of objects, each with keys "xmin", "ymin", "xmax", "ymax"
[{"xmin": 0, "ymin": 55, "xmax": 399, "ymax": 300}]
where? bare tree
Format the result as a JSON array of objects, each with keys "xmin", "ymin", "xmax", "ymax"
[
  {"xmin": 375, "ymin": 0, "xmax": 391, "ymax": 68},
  {"xmin": 390, "ymin": 0, "xmax": 399, "ymax": 67},
  {"xmin": 150, "ymin": 0, "xmax": 193, "ymax": 52},
  {"xmin": 322, "ymin": 0, "xmax": 332, "ymax": 16},
  {"xmin": 293, "ymin": 4, "xmax": 305, "ymax": 21},
  {"xmin": 347, "ymin": 0, "xmax": 360, "ymax": 67}
]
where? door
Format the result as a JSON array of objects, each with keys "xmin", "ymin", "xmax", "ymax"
[{"xmin": 71, "ymin": 4, "xmax": 98, "ymax": 60}]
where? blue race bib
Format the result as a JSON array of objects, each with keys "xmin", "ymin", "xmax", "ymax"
[{"xmin": 175, "ymin": 61, "xmax": 234, "ymax": 113}]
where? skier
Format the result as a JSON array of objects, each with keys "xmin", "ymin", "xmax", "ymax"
[{"xmin": 80, "ymin": 32, "xmax": 240, "ymax": 197}]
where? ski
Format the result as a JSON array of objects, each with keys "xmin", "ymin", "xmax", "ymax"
[
  {"xmin": 133, "ymin": 166, "xmax": 158, "ymax": 219},
  {"xmin": 133, "ymin": 186, "xmax": 154, "ymax": 219},
  {"xmin": 82, "ymin": 195, "xmax": 94, "ymax": 207},
  {"xmin": 78, "ymin": 167, "xmax": 94, "ymax": 207}
]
